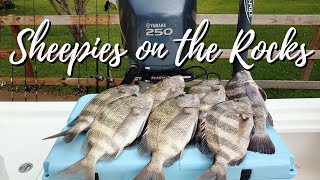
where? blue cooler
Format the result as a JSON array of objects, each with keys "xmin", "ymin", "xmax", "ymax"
[{"xmin": 43, "ymin": 94, "xmax": 297, "ymax": 180}]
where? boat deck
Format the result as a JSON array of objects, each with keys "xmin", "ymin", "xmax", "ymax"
[{"xmin": 0, "ymin": 98, "xmax": 319, "ymax": 180}]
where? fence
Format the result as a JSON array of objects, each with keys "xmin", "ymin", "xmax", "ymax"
[{"xmin": 0, "ymin": 14, "xmax": 320, "ymax": 88}]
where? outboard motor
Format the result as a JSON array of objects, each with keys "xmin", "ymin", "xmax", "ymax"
[{"xmin": 118, "ymin": 0, "xmax": 196, "ymax": 84}]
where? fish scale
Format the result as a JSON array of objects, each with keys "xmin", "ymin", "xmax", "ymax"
[
  {"xmin": 91, "ymin": 98, "xmax": 133, "ymax": 140},
  {"xmin": 225, "ymin": 70, "xmax": 275, "ymax": 155},
  {"xmin": 143, "ymin": 76, "xmax": 185, "ymax": 109},
  {"xmin": 43, "ymin": 85, "xmax": 139, "ymax": 143},
  {"xmin": 58, "ymin": 94, "xmax": 154, "ymax": 180},
  {"xmin": 188, "ymin": 80, "xmax": 226, "ymax": 148},
  {"xmin": 135, "ymin": 94, "xmax": 200, "ymax": 180},
  {"xmin": 197, "ymin": 97, "xmax": 254, "ymax": 180}
]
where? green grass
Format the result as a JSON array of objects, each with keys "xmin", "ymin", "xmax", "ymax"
[{"xmin": 0, "ymin": 0, "xmax": 320, "ymax": 98}]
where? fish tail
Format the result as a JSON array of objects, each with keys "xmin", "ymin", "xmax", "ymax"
[
  {"xmin": 58, "ymin": 156, "xmax": 96, "ymax": 180},
  {"xmin": 42, "ymin": 127, "xmax": 80, "ymax": 143},
  {"xmin": 248, "ymin": 133, "xmax": 275, "ymax": 154},
  {"xmin": 197, "ymin": 166, "xmax": 226, "ymax": 180},
  {"xmin": 134, "ymin": 162, "xmax": 164, "ymax": 180}
]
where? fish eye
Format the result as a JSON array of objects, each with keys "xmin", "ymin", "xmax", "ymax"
[
  {"xmin": 212, "ymin": 88, "xmax": 220, "ymax": 92},
  {"xmin": 132, "ymin": 94, "xmax": 138, "ymax": 97},
  {"xmin": 178, "ymin": 94, "xmax": 185, "ymax": 97}
]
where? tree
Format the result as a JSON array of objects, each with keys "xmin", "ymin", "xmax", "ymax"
[
  {"xmin": 0, "ymin": 0, "xmax": 5, "ymax": 10},
  {"xmin": 49, "ymin": 0, "xmax": 89, "ymax": 45}
]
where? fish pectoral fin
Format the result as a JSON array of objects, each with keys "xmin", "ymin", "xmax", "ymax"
[
  {"xmin": 191, "ymin": 117, "xmax": 198, "ymax": 139},
  {"xmin": 210, "ymin": 87, "xmax": 221, "ymax": 91},
  {"xmin": 119, "ymin": 89, "xmax": 128, "ymax": 94},
  {"xmin": 132, "ymin": 108, "xmax": 142, "ymax": 115},
  {"xmin": 137, "ymin": 131, "xmax": 151, "ymax": 156},
  {"xmin": 164, "ymin": 151, "xmax": 184, "ymax": 167},
  {"xmin": 183, "ymin": 108, "xmax": 194, "ymax": 114},
  {"xmin": 80, "ymin": 131, "xmax": 91, "ymax": 155},
  {"xmin": 258, "ymin": 87, "xmax": 267, "ymax": 101},
  {"xmin": 240, "ymin": 113, "xmax": 251, "ymax": 121},
  {"xmin": 198, "ymin": 138, "xmax": 213, "ymax": 158}
]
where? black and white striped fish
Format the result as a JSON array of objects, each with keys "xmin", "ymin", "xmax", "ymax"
[
  {"xmin": 225, "ymin": 70, "xmax": 275, "ymax": 154},
  {"xmin": 143, "ymin": 75, "xmax": 185, "ymax": 109},
  {"xmin": 135, "ymin": 94, "xmax": 200, "ymax": 180},
  {"xmin": 188, "ymin": 80, "xmax": 226, "ymax": 148},
  {"xmin": 43, "ymin": 85, "xmax": 139, "ymax": 142},
  {"xmin": 197, "ymin": 97, "xmax": 254, "ymax": 180},
  {"xmin": 58, "ymin": 94, "xmax": 154, "ymax": 180}
]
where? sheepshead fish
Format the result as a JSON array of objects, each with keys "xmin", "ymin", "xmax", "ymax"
[
  {"xmin": 197, "ymin": 97, "xmax": 254, "ymax": 180},
  {"xmin": 189, "ymin": 80, "xmax": 226, "ymax": 147},
  {"xmin": 143, "ymin": 75, "xmax": 185, "ymax": 109},
  {"xmin": 225, "ymin": 70, "xmax": 275, "ymax": 154},
  {"xmin": 59, "ymin": 94, "xmax": 154, "ymax": 180},
  {"xmin": 135, "ymin": 94, "xmax": 200, "ymax": 180},
  {"xmin": 43, "ymin": 85, "xmax": 139, "ymax": 142}
]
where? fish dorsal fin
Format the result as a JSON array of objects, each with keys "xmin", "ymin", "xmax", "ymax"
[
  {"xmin": 137, "ymin": 127, "xmax": 152, "ymax": 156},
  {"xmin": 191, "ymin": 117, "xmax": 198, "ymax": 140},
  {"xmin": 258, "ymin": 86, "xmax": 267, "ymax": 101},
  {"xmin": 164, "ymin": 150, "xmax": 184, "ymax": 167},
  {"xmin": 80, "ymin": 131, "xmax": 91, "ymax": 155},
  {"xmin": 186, "ymin": 114, "xmax": 199, "ymax": 147},
  {"xmin": 197, "ymin": 114, "xmax": 212, "ymax": 157},
  {"xmin": 198, "ymin": 138, "xmax": 213, "ymax": 158}
]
